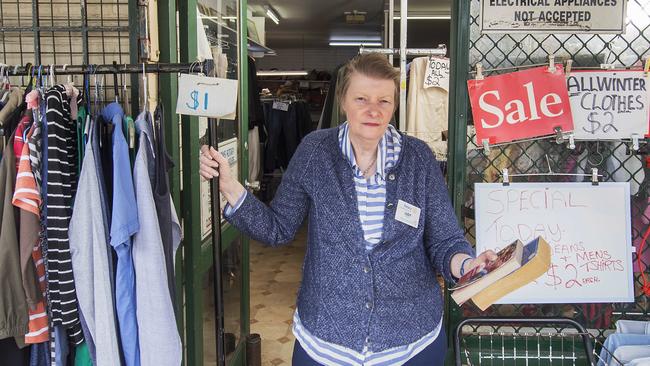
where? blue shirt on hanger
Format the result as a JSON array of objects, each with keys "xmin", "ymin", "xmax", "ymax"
[{"xmin": 102, "ymin": 102, "xmax": 140, "ymax": 366}]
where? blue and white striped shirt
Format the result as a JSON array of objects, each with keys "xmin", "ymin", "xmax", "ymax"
[{"xmin": 291, "ymin": 122, "xmax": 441, "ymax": 365}]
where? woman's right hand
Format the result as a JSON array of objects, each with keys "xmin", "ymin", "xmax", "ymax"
[{"xmin": 199, "ymin": 145, "xmax": 246, "ymax": 205}]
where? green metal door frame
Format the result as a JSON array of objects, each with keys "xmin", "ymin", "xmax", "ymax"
[
  {"xmin": 178, "ymin": 0, "xmax": 250, "ymax": 364},
  {"xmin": 446, "ymin": 0, "xmax": 472, "ymax": 363},
  {"xmin": 238, "ymin": 0, "xmax": 252, "ymax": 345},
  {"xmin": 178, "ymin": 2, "xmax": 203, "ymax": 364},
  {"xmin": 156, "ymin": 0, "xmax": 184, "ymax": 343}
]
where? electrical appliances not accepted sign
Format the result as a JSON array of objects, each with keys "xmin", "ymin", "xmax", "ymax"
[{"xmin": 480, "ymin": 0, "xmax": 627, "ymax": 34}]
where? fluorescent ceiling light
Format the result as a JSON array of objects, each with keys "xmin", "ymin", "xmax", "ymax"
[
  {"xmin": 329, "ymin": 35, "xmax": 381, "ymax": 41},
  {"xmin": 329, "ymin": 41, "xmax": 382, "ymax": 47},
  {"xmin": 257, "ymin": 70, "xmax": 308, "ymax": 76},
  {"xmin": 266, "ymin": 8, "xmax": 280, "ymax": 24},
  {"xmin": 200, "ymin": 15, "xmax": 237, "ymax": 20},
  {"xmin": 393, "ymin": 15, "xmax": 451, "ymax": 20}
]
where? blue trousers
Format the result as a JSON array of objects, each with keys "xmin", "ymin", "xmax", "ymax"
[{"xmin": 292, "ymin": 329, "xmax": 447, "ymax": 366}]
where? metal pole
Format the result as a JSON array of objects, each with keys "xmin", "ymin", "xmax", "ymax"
[
  {"xmin": 359, "ymin": 47, "xmax": 446, "ymax": 56},
  {"xmin": 383, "ymin": 10, "xmax": 388, "ymax": 48},
  {"xmin": 32, "ymin": 0, "xmax": 41, "ymax": 66},
  {"xmin": 399, "ymin": 0, "xmax": 407, "ymax": 131},
  {"xmin": 208, "ymin": 117, "xmax": 227, "ymax": 366},
  {"xmin": 7, "ymin": 63, "xmax": 205, "ymax": 76},
  {"xmin": 389, "ymin": 0, "xmax": 394, "ymax": 65},
  {"xmin": 80, "ymin": 0, "xmax": 89, "ymax": 65}
]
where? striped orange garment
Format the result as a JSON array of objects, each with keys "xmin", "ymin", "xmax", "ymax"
[{"xmin": 12, "ymin": 123, "xmax": 49, "ymax": 344}]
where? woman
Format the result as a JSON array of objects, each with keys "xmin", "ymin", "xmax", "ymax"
[{"xmin": 200, "ymin": 53, "xmax": 496, "ymax": 365}]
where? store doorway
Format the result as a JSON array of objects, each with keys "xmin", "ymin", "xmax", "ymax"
[{"xmin": 244, "ymin": 0, "xmax": 451, "ymax": 363}]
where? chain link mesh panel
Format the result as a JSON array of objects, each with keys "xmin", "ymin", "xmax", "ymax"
[
  {"xmin": 456, "ymin": 0, "xmax": 650, "ymax": 356},
  {"xmin": 0, "ymin": 0, "xmax": 134, "ymax": 104}
]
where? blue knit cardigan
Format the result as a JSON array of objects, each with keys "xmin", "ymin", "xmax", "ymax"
[{"xmin": 226, "ymin": 127, "xmax": 475, "ymax": 352}]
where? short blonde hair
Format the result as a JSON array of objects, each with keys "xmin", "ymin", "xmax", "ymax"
[{"xmin": 335, "ymin": 53, "xmax": 400, "ymax": 111}]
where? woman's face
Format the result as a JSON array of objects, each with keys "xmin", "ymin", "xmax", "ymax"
[{"xmin": 341, "ymin": 72, "xmax": 396, "ymax": 143}]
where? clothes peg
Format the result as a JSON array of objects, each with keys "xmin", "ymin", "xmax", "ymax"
[
  {"xmin": 591, "ymin": 168, "xmax": 599, "ymax": 186},
  {"xmin": 548, "ymin": 54, "xmax": 556, "ymax": 73},
  {"xmin": 568, "ymin": 134, "xmax": 576, "ymax": 150},
  {"xmin": 438, "ymin": 44, "xmax": 447, "ymax": 57},
  {"xmin": 482, "ymin": 137, "xmax": 491, "ymax": 153},
  {"xmin": 565, "ymin": 60, "xmax": 573, "ymax": 77},
  {"xmin": 554, "ymin": 126, "xmax": 565, "ymax": 144},
  {"xmin": 644, "ymin": 57, "xmax": 650, "ymax": 77},
  {"xmin": 62, "ymin": 64, "xmax": 72, "ymax": 85},
  {"xmin": 502, "ymin": 168, "xmax": 510, "ymax": 186},
  {"xmin": 140, "ymin": 63, "xmax": 146, "ymax": 111},
  {"xmin": 475, "ymin": 63, "xmax": 484, "ymax": 80},
  {"xmin": 631, "ymin": 133, "xmax": 641, "ymax": 152},
  {"xmin": 49, "ymin": 64, "xmax": 55, "ymax": 86},
  {"xmin": 129, "ymin": 123, "xmax": 136, "ymax": 149}
]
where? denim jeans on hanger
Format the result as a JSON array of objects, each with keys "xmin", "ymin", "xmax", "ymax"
[{"xmin": 30, "ymin": 342, "xmax": 50, "ymax": 366}]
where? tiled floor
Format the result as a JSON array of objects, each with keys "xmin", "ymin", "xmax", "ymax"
[
  {"xmin": 249, "ymin": 225, "xmax": 307, "ymax": 365},
  {"xmin": 201, "ymin": 225, "xmax": 307, "ymax": 366}
]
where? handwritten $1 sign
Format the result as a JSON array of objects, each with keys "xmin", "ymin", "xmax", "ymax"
[
  {"xmin": 468, "ymin": 66, "xmax": 574, "ymax": 145},
  {"xmin": 176, "ymin": 74, "xmax": 238, "ymax": 119},
  {"xmin": 568, "ymin": 71, "xmax": 650, "ymax": 140}
]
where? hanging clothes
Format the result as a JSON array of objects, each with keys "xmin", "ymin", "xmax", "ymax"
[
  {"xmin": 262, "ymin": 100, "xmax": 313, "ymax": 173},
  {"xmin": 12, "ymin": 114, "xmax": 50, "ymax": 345},
  {"xmin": 317, "ymin": 64, "xmax": 343, "ymax": 130},
  {"xmin": 132, "ymin": 111, "xmax": 182, "ymax": 366},
  {"xmin": 406, "ymin": 57, "xmax": 449, "ymax": 161},
  {"xmin": 0, "ymin": 338, "xmax": 30, "ymax": 366},
  {"xmin": 248, "ymin": 57, "xmax": 266, "ymax": 138},
  {"xmin": 0, "ymin": 87, "xmax": 24, "ymax": 129},
  {"xmin": 152, "ymin": 105, "xmax": 177, "ymax": 307},
  {"xmin": 44, "ymin": 84, "xmax": 83, "ymax": 345},
  {"xmin": 248, "ymin": 57, "xmax": 266, "ymax": 183},
  {"xmin": 69, "ymin": 116, "xmax": 122, "ymax": 366},
  {"xmin": 12, "ymin": 115, "xmax": 41, "ymax": 316},
  {"xmin": 248, "ymin": 126, "xmax": 261, "ymax": 182},
  {"xmin": 102, "ymin": 102, "xmax": 140, "ymax": 366},
  {"xmin": 0, "ymin": 134, "xmax": 30, "ymax": 343}
]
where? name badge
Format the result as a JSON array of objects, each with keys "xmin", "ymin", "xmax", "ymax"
[{"xmin": 395, "ymin": 200, "xmax": 421, "ymax": 228}]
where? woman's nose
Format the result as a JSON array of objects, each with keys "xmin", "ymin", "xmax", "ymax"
[{"xmin": 367, "ymin": 103, "xmax": 381, "ymax": 117}]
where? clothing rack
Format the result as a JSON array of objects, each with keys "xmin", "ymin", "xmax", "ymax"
[
  {"xmin": 3, "ymin": 62, "xmax": 208, "ymax": 76},
  {"xmin": 0, "ymin": 59, "xmax": 228, "ymax": 365},
  {"xmin": 359, "ymin": 44, "xmax": 448, "ymax": 131},
  {"xmin": 359, "ymin": 47, "xmax": 447, "ymax": 56}
]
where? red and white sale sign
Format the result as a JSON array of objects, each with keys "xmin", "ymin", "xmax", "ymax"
[{"xmin": 468, "ymin": 66, "xmax": 574, "ymax": 145}]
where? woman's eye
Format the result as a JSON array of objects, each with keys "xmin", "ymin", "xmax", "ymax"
[
  {"xmin": 356, "ymin": 97, "xmax": 366, "ymax": 102},
  {"xmin": 381, "ymin": 100, "xmax": 390, "ymax": 104}
]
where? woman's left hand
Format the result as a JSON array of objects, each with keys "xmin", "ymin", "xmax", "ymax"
[{"xmin": 463, "ymin": 250, "xmax": 499, "ymax": 275}]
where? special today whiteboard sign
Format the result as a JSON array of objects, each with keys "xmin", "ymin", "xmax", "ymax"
[
  {"xmin": 480, "ymin": 0, "xmax": 627, "ymax": 34},
  {"xmin": 474, "ymin": 182, "xmax": 634, "ymax": 305}
]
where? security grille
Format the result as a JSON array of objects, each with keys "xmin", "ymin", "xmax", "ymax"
[{"xmin": 455, "ymin": 0, "xmax": 650, "ymax": 363}]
